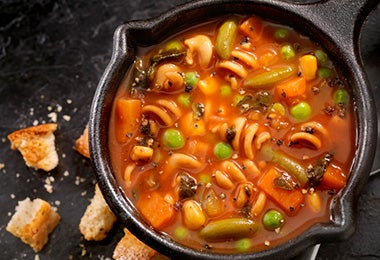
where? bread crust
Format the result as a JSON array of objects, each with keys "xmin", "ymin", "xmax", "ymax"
[
  {"xmin": 8, "ymin": 123, "xmax": 58, "ymax": 171},
  {"xmin": 75, "ymin": 125, "xmax": 90, "ymax": 158}
]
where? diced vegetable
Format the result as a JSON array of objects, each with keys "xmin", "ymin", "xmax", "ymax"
[
  {"xmin": 202, "ymin": 188, "xmax": 225, "ymax": 217},
  {"xmin": 274, "ymin": 28, "xmax": 289, "ymax": 40},
  {"xmin": 115, "ymin": 99, "xmax": 142, "ymax": 143},
  {"xmin": 260, "ymin": 145, "xmax": 308, "ymax": 186},
  {"xmin": 162, "ymin": 128, "xmax": 185, "ymax": 149},
  {"xmin": 258, "ymin": 167, "xmax": 304, "ymax": 214},
  {"xmin": 216, "ymin": 19, "xmax": 238, "ymax": 59},
  {"xmin": 307, "ymin": 192, "xmax": 322, "ymax": 213},
  {"xmin": 130, "ymin": 146, "xmax": 154, "ymax": 162},
  {"xmin": 290, "ymin": 101, "xmax": 312, "ymax": 121},
  {"xmin": 184, "ymin": 71, "xmax": 199, "ymax": 87},
  {"xmin": 174, "ymin": 226, "xmax": 189, "ymax": 240},
  {"xmin": 299, "ymin": 55, "xmax": 317, "ymax": 80},
  {"xmin": 318, "ymin": 67, "xmax": 333, "ymax": 78},
  {"xmin": 138, "ymin": 191, "xmax": 174, "ymax": 229},
  {"xmin": 239, "ymin": 16, "xmax": 263, "ymax": 40},
  {"xmin": 271, "ymin": 102, "xmax": 286, "ymax": 116},
  {"xmin": 164, "ymin": 39, "xmax": 184, "ymax": 52},
  {"xmin": 262, "ymin": 209, "xmax": 284, "ymax": 230},
  {"xmin": 280, "ymin": 45, "xmax": 295, "ymax": 60},
  {"xmin": 235, "ymin": 238, "xmax": 251, "ymax": 252},
  {"xmin": 320, "ymin": 164, "xmax": 347, "ymax": 190},
  {"xmin": 179, "ymin": 111, "xmax": 206, "ymax": 136},
  {"xmin": 177, "ymin": 93, "xmax": 192, "ymax": 107},
  {"xmin": 314, "ymin": 50, "xmax": 328, "ymax": 65},
  {"xmin": 233, "ymin": 94, "xmax": 245, "ymax": 106},
  {"xmin": 276, "ymin": 76, "xmax": 306, "ymax": 98},
  {"xmin": 244, "ymin": 65, "xmax": 296, "ymax": 88},
  {"xmin": 214, "ymin": 142, "xmax": 233, "ymax": 160},
  {"xmin": 333, "ymin": 89, "xmax": 349, "ymax": 106},
  {"xmin": 199, "ymin": 218, "xmax": 259, "ymax": 241},
  {"xmin": 220, "ymin": 84, "xmax": 232, "ymax": 96}
]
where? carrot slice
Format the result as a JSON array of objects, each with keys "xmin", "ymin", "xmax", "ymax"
[
  {"xmin": 320, "ymin": 164, "xmax": 347, "ymax": 190},
  {"xmin": 115, "ymin": 99, "xmax": 142, "ymax": 143},
  {"xmin": 276, "ymin": 76, "xmax": 306, "ymax": 99},
  {"xmin": 258, "ymin": 167, "xmax": 304, "ymax": 215},
  {"xmin": 239, "ymin": 16, "xmax": 263, "ymax": 41},
  {"xmin": 137, "ymin": 191, "xmax": 175, "ymax": 229}
]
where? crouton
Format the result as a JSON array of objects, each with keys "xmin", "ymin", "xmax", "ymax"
[
  {"xmin": 113, "ymin": 228, "xmax": 167, "ymax": 260},
  {"xmin": 79, "ymin": 184, "xmax": 117, "ymax": 241},
  {"xmin": 8, "ymin": 123, "xmax": 58, "ymax": 171},
  {"xmin": 6, "ymin": 197, "xmax": 60, "ymax": 252},
  {"xmin": 75, "ymin": 125, "xmax": 90, "ymax": 158}
]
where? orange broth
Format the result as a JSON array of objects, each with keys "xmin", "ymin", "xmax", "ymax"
[{"xmin": 109, "ymin": 15, "xmax": 356, "ymax": 253}]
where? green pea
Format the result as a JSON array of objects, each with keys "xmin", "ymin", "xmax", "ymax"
[
  {"xmin": 178, "ymin": 93, "xmax": 191, "ymax": 107},
  {"xmin": 184, "ymin": 71, "xmax": 199, "ymax": 87},
  {"xmin": 164, "ymin": 40, "xmax": 184, "ymax": 52},
  {"xmin": 216, "ymin": 19, "xmax": 238, "ymax": 59},
  {"xmin": 334, "ymin": 89, "xmax": 349, "ymax": 106},
  {"xmin": 314, "ymin": 50, "xmax": 328, "ymax": 65},
  {"xmin": 318, "ymin": 67, "xmax": 333, "ymax": 78},
  {"xmin": 220, "ymin": 84, "xmax": 232, "ymax": 96},
  {"xmin": 174, "ymin": 226, "xmax": 189, "ymax": 240},
  {"xmin": 162, "ymin": 129, "xmax": 185, "ymax": 149},
  {"xmin": 214, "ymin": 142, "xmax": 233, "ymax": 160},
  {"xmin": 274, "ymin": 28, "xmax": 289, "ymax": 40},
  {"xmin": 280, "ymin": 44, "xmax": 295, "ymax": 60},
  {"xmin": 290, "ymin": 101, "xmax": 312, "ymax": 121},
  {"xmin": 263, "ymin": 209, "xmax": 284, "ymax": 230},
  {"xmin": 235, "ymin": 238, "xmax": 251, "ymax": 252}
]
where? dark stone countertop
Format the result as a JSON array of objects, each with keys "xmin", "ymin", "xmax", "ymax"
[{"xmin": 0, "ymin": 1, "xmax": 379, "ymax": 259}]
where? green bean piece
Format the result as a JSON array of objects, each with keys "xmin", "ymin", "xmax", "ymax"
[
  {"xmin": 215, "ymin": 19, "xmax": 238, "ymax": 59},
  {"xmin": 317, "ymin": 67, "xmax": 333, "ymax": 78},
  {"xmin": 271, "ymin": 102, "xmax": 286, "ymax": 116},
  {"xmin": 214, "ymin": 142, "xmax": 233, "ymax": 160},
  {"xmin": 177, "ymin": 93, "xmax": 192, "ymax": 107},
  {"xmin": 263, "ymin": 209, "xmax": 284, "ymax": 230},
  {"xmin": 274, "ymin": 28, "xmax": 289, "ymax": 40},
  {"xmin": 162, "ymin": 129, "xmax": 185, "ymax": 149},
  {"xmin": 314, "ymin": 50, "xmax": 328, "ymax": 65},
  {"xmin": 199, "ymin": 173, "xmax": 212, "ymax": 184},
  {"xmin": 290, "ymin": 101, "xmax": 312, "ymax": 121},
  {"xmin": 260, "ymin": 145, "xmax": 308, "ymax": 186},
  {"xmin": 334, "ymin": 89, "xmax": 349, "ymax": 106},
  {"xmin": 220, "ymin": 84, "xmax": 232, "ymax": 96},
  {"xmin": 244, "ymin": 65, "xmax": 296, "ymax": 88},
  {"xmin": 233, "ymin": 94, "xmax": 245, "ymax": 106},
  {"xmin": 235, "ymin": 238, "xmax": 252, "ymax": 252},
  {"xmin": 280, "ymin": 44, "xmax": 295, "ymax": 60},
  {"xmin": 184, "ymin": 71, "xmax": 199, "ymax": 87},
  {"xmin": 199, "ymin": 218, "xmax": 259, "ymax": 241}
]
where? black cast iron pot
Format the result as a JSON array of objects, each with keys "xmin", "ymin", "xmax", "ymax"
[{"xmin": 89, "ymin": 0, "xmax": 378, "ymax": 259}]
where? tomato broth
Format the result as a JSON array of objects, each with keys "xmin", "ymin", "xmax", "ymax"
[{"xmin": 109, "ymin": 15, "xmax": 356, "ymax": 253}]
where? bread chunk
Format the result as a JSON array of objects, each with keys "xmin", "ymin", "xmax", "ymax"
[
  {"xmin": 75, "ymin": 125, "xmax": 90, "ymax": 158},
  {"xmin": 113, "ymin": 228, "xmax": 160, "ymax": 260},
  {"xmin": 79, "ymin": 184, "xmax": 117, "ymax": 241},
  {"xmin": 6, "ymin": 197, "xmax": 60, "ymax": 252},
  {"xmin": 8, "ymin": 123, "xmax": 58, "ymax": 171}
]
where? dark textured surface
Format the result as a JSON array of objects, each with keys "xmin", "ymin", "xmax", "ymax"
[{"xmin": 0, "ymin": 1, "xmax": 378, "ymax": 259}]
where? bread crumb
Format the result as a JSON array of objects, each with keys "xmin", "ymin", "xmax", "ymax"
[
  {"xmin": 56, "ymin": 104, "xmax": 62, "ymax": 113},
  {"xmin": 0, "ymin": 163, "xmax": 4, "ymax": 170},
  {"xmin": 63, "ymin": 170, "xmax": 69, "ymax": 176},
  {"xmin": 63, "ymin": 115, "xmax": 71, "ymax": 122},
  {"xmin": 33, "ymin": 120, "xmax": 39, "ymax": 126},
  {"xmin": 75, "ymin": 125, "xmax": 90, "ymax": 158},
  {"xmin": 66, "ymin": 99, "xmax": 72, "ymax": 104},
  {"xmin": 7, "ymin": 124, "xmax": 59, "ymax": 171},
  {"xmin": 35, "ymin": 254, "xmax": 40, "ymax": 260},
  {"xmin": 48, "ymin": 112, "xmax": 57, "ymax": 123},
  {"xmin": 79, "ymin": 184, "xmax": 117, "ymax": 241},
  {"xmin": 10, "ymin": 194, "xmax": 16, "ymax": 199},
  {"xmin": 6, "ymin": 197, "xmax": 60, "ymax": 252}
]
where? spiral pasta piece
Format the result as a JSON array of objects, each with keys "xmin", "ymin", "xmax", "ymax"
[
  {"xmin": 217, "ymin": 60, "xmax": 248, "ymax": 78},
  {"xmin": 290, "ymin": 132, "xmax": 322, "ymax": 149}
]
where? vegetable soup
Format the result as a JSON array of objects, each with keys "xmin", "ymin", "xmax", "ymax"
[{"xmin": 109, "ymin": 15, "xmax": 355, "ymax": 253}]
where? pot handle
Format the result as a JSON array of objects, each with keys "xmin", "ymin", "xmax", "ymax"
[{"xmin": 289, "ymin": 0, "xmax": 379, "ymax": 57}]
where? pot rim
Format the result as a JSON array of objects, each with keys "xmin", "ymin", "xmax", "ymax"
[{"xmin": 89, "ymin": 1, "xmax": 378, "ymax": 259}]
